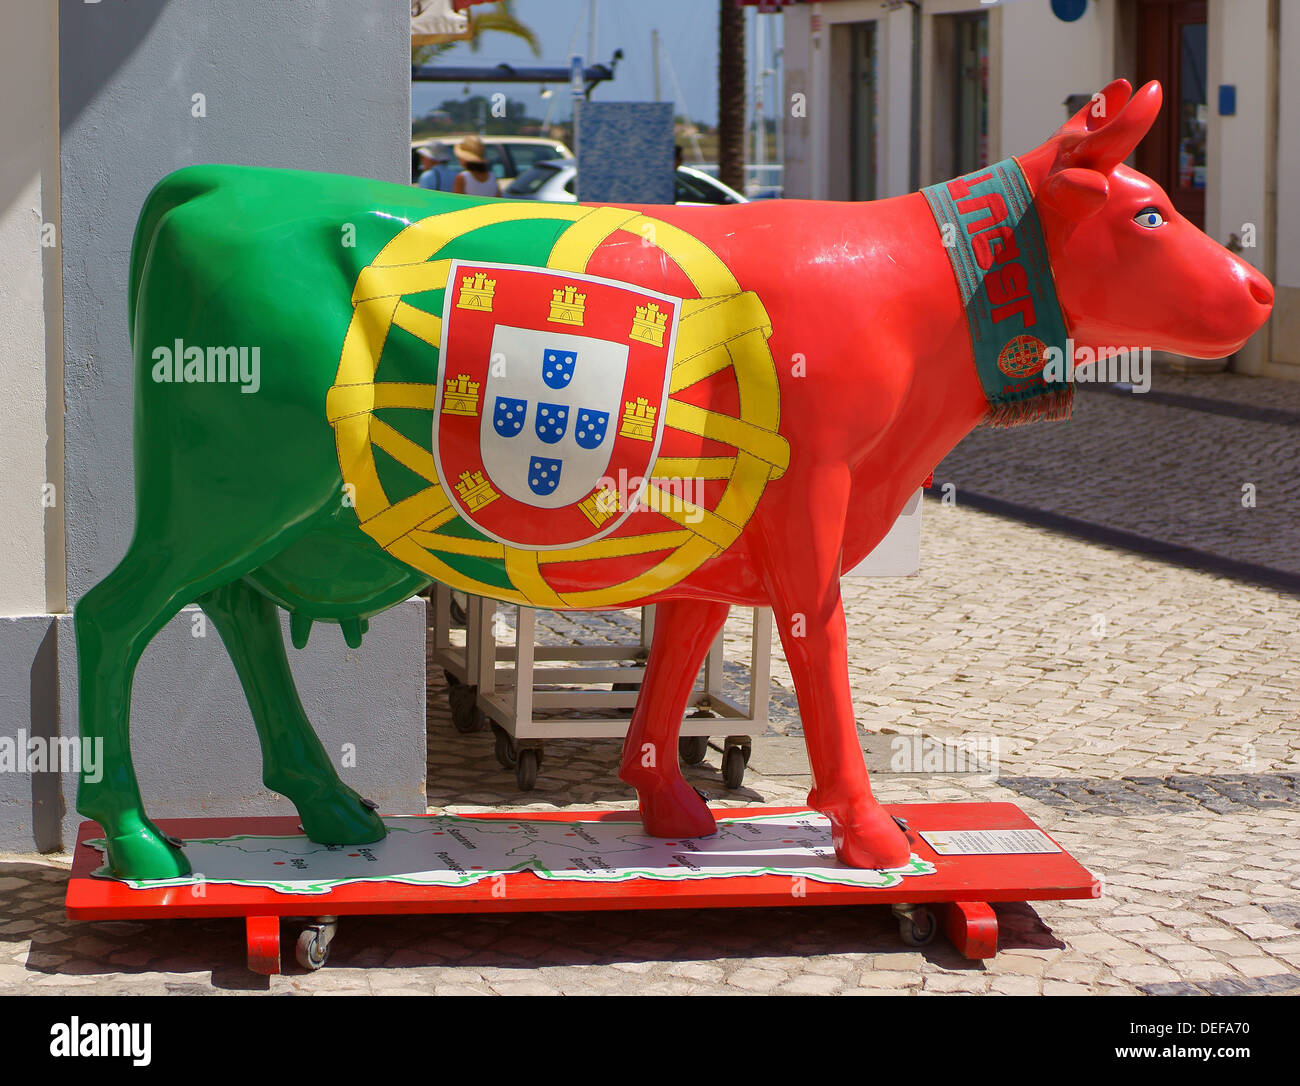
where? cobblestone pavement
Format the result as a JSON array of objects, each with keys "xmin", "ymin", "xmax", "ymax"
[
  {"xmin": 936, "ymin": 371, "xmax": 1300, "ymax": 575},
  {"xmin": 5, "ymin": 496, "xmax": 1299, "ymax": 994},
  {"xmin": 3, "ymin": 373, "xmax": 1298, "ymax": 996}
]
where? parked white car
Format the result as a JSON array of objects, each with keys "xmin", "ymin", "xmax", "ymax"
[{"xmin": 503, "ymin": 161, "xmax": 749, "ymax": 205}]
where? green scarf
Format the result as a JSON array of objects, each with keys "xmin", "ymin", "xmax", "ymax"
[{"xmin": 922, "ymin": 157, "xmax": 1073, "ymax": 427}]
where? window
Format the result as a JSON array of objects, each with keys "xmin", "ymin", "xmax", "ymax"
[
  {"xmin": 674, "ymin": 169, "xmax": 736, "ymax": 204},
  {"xmin": 505, "ymin": 163, "xmax": 564, "ymax": 196},
  {"xmin": 482, "ymin": 144, "xmax": 508, "ymax": 180},
  {"xmin": 506, "ymin": 143, "xmax": 568, "ymax": 174}
]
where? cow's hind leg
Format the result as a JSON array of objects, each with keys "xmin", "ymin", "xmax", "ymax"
[
  {"xmin": 618, "ymin": 598, "xmax": 729, "ymax": 837},
  {"xmin": 198, "ymin": 578, "xmax": 385, "ymax": 845},
  {"xmin": 75, "ymin": 549, "xmax": 203, "ymax": 879},
  {"xmin": 755, "ymin": 465, "xmax": 911, "ymax": 869}
]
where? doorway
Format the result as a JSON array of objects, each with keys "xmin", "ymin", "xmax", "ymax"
[
  {"xmin": 1134, "ymin": 0, "xmax": 1208, "ymax": 229},
  {"xmin": 847, "ymin": 21, "xmax": 878, "ymax": 201},
  {"xmin": 931, "ymin": 11, "xmax": 989, "ymax": 183}
]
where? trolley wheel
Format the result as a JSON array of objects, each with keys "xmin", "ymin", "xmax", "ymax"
[
  {"xmin": 295, "ymin": 918, "xmax": 337, "ymax": 970},
  {"xmin": 898, "ymin": 908, "xmax": 937, "ymax": 947},
  {"xmin": 679, "ymin": 735, "xmax": 709, "ymax": 765},
  {"xmin": 516, "ymin": 748, "xmax": 540, "ymax": 791},
  {"xmin": 448, "ymin": 682, "xmax": 484, "ymax": 733},
  {"xmin": 449, "ymin": 592, "xmax": 468, "ymax": 627},
  {"xmin": 721, "ymin": 745, "xmax": 747, "ymax": 789},
  {"xmin": 493, "ymin": 725, "xmax": 517, "ymax": 769}
]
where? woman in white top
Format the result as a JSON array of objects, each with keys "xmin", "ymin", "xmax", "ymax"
[{"xmin": 452, "ymin": 135, "xmax": 501, "ymax": 198}]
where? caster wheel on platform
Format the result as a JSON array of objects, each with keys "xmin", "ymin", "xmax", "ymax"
[
  {"xmin": 516, "ymin": 748, "xmax": 540, "ymax": 792},
  {"xmin": 443, "ymin": 669, "xmax": 461, "ymax": 687},
  {"xmin": 898, "ymin": 908, "xmax": 937, "ymax": 947},
  {"xmin": 493, "ymin": 725, "xmax": 517, "ymax": 770},
  {"xmin": 295, "ymin": 918, "xmax": 337, "ymax": 970},
  {"xmin": 448, "ymin": 682, "xmax": 484, "ymax": 734},
  {"xmin": 679, "ymin": 735, "xmax": 709, "ymax": 766},
  {"xmin": 721, "ymin": 745, "xmax": 747, "ymax": 789}
]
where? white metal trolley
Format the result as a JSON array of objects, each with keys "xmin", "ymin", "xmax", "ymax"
[
  {"xmin": 430, "ymin": 586, "xmax": 773, "ymax": 791},
  {"xmin": 429, "ymin": 486, "xmax": 924, "ymax": 792}
]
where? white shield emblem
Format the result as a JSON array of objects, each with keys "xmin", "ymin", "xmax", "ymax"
[{"xmin": 479, "ymin": 326, "xmax": 628, "ymax": 510}]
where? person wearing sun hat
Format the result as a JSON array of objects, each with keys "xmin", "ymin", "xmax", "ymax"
[
  {"xmin": 415, "ymin": 142, "xmax": 457, "ymax": 192},
  {"xmin": 452, "ymin": 135, "xmax": 501, "ymax": 197}
]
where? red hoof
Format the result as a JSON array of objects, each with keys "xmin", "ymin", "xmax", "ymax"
[
  {"xmin": 637, "ymin": 778, "xmax": 717, "ymax": 839},
  {"xmin": 812, "ymin": 795, "xmax": 912, "ymax": 869}
]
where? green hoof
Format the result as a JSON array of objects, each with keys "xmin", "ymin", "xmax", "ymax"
[
  {"xmin": 105, "ymin": 826, "xmax": 192, "ymax": 881},
  {"xmin": 296, "ymin": 789, "xmax": 387, "ymax": 846}
]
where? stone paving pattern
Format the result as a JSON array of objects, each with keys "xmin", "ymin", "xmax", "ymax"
[
  {"xmin": 2, "ymin": 373, "xmax": 1299, "ymax": 995},
  {"xmin": 937, "ymin": 373, "xmax": 1300, "ymax": 575}
]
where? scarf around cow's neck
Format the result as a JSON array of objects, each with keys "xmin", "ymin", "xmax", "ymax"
[{"xmin": 922, "ymin": 157, "xmax": 1074, "ymax": 428}]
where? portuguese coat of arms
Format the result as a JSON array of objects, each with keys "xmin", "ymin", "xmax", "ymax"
[{"xmin": 433, "ymin": 262, "xmax": 680, "ymax": 549}]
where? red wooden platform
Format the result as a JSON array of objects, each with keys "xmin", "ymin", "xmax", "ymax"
[{"xmin": 66, "ymin": 803, "xmax": 1098, "ymax": 973}]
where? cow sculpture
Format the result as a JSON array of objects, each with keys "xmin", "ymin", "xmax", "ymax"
[{"xmin": 80, "ymin": 80, "xmax": 1272, "ymax": 879}]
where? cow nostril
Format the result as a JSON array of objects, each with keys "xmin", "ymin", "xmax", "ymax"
[{"xmin": 1249, "ymin": 276, "xmax": 1274, "ymax": 306}]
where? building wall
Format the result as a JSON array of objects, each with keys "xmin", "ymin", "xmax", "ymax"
[
  {"xmin": 1206, "ymin": 0, "xmax": 1276, "ymax": 375},
  {"xmin": 998, "ymin": 0, "xmax": 1116, "ymax": 157},
  {"xmin": 781, "ymin": 0, "xmax": 914, "ymax": 200},
  {"xmin": 0, "ymin": 0, "xmax": 429, "ymax": 853},
  {"xmin": 0, "ymin": 0, "xmax": 61, "ymax": 618},
  {"xmin": 780, "ymin": 0, "xmax": 1291, "ymax": 377},
  {"xmin": 782, "ymin": 5, "xmax": 814, "ymax": 198},
  {"xmin": 878, "ymin": 3, "xmax": 916, "ymax": 197},
  {"xmin": 59, "ymin": 0, "xmax": 412, "ymax": 605},
  {"xmin": 1265, "ymin": 0, "xmax": 1300, "ymax": 379}
]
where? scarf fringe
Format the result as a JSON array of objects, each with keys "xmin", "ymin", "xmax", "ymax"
[{"xmin": 980, "ymin": 386, "xmax": 1075, "ymax": 429}]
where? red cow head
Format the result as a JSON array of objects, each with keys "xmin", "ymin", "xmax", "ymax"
[{"xmin": 1017, "ymin": 79, "xmax": 1273, "ymax": 360}]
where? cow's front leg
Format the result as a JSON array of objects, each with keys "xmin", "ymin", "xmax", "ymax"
[
  {"xmin": 756, "ymin": 465, "xmax": 911, "ymax": 869},
  {"xmin": 198, "ymin": 579, "xmax": 386, "ymax": 846},
  {"xmin": 619, "ymin": 599, "xmax": 730, "ymax": 837}
]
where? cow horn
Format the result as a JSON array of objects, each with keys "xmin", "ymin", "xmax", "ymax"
[
  {"xmin": 1058, "ymin": 78, "xmax": 1132, "ymax": 136},
  {"xmin": 1067, "ymin": 80, "xmax": 1163, "ymax": 173}
]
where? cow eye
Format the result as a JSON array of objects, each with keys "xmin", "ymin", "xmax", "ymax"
[{"xmin": 1134, "ymin": 207, "xmax": 1165, "ymax": 229}]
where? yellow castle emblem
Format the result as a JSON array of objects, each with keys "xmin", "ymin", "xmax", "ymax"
[
  {"xmin": 578, "ymin": 485, "xmax": 624, "ymax": 529},
  {"xmin": 442, "ymin": 374, "xmax": 480, "ymax": 417},
  {"xmin": 619, "ymin": 397, "xmax": 658, "ymax": 441},
  {"xmin": 455, "ymin": 470, "xmax": 499, "ymax": 512},
  {"xmin": 457, "ymin": 272, "xmax": 496, "ymax": 312},
  {"xmin": 629, "ymin": 303, "xmax": 668, "ymax": 348},
  {"xmin": 548, "ymin": 285, "xmax": 586, "ymax": 326}
]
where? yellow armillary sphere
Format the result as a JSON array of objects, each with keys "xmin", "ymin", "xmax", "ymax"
[{"xmin": 327, "ymin": 201, "xmax": 789, "ymax": 609}]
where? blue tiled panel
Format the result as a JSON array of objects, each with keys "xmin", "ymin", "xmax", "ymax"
[{"xmin": 575, "ymin": 101, "xmax": 675, "ymax": 204}]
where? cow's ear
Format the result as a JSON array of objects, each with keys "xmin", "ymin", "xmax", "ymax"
[
  {"xmin": 1057, "ymin": 78, "xmax": 1132, "ymax": 137},
  {"xmin": 1039, "ymin": 168, "xmax": 1109, "ymax": 222},
  {"xmin": 1067, "ymin": 80, "xmax": 1163, "ymax": 174}
]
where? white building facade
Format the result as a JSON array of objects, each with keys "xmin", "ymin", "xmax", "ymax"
[{"xmin": 777, "ymin": 0, "xmax": 1297, "ymax": 380}]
